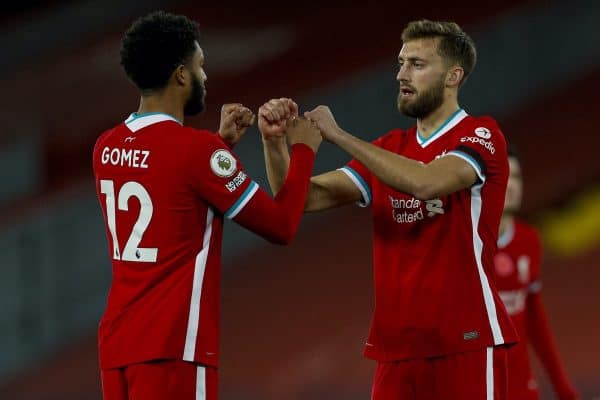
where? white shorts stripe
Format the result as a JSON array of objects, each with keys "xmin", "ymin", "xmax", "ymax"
[
  {"xmin": 196, "ymin": 365, "xmax": 206, "ymax": 400},
  {"xmin": 183, "ymin": 209, "xmax": 214, "ymax": 361},
  {"xmin": 486, "ymin": 347, "xmax": 494, "ymax": 400}
]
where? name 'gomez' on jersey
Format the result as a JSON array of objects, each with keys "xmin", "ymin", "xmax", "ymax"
[
  {"xmin": 340, "ymin": 109, "xmax": 518, "ymax": 361},
  {"xmin": 92, "ymin": 113, "xmax": 259, "ymax": 370}
]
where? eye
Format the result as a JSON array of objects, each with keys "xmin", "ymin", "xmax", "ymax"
[{"xmin": 414, "ymin": 62, "xmax": 424, "ymax": 69}]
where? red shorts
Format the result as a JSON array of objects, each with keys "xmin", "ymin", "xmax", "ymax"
[
  {"xmin": 371, "ymin": 346, "xmax": 507, "ymax": 400},
  {"xmin": 101, "ymin": 359, "xmax": 217, "ymax": 400}
]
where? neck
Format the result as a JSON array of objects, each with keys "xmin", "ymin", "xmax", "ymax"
[
  {"xmin": 417, "ymin": 96, "xmax": 460, "ymax": 139},
  {"xmin": 499, "ymin": 214, "xmax": 514, "ymax": 237},
  {"xmin": 137, "ymin": 90, "xmax": 185, "ymax": 123}
]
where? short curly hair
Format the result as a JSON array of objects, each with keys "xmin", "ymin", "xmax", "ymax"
[
  {"xmin": 120, "ymin": 11, "xmax": 201, "ymax": 91},
  {"xmin": 402, "ymin": 20, "xmax": 477, "ymax": 86}
]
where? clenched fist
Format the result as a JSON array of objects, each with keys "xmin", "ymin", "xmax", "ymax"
[
  {"xmin": 286, "ymin": 116, "xmax": 322, "ymax": 153},
  {"xmin": 304, "ymin": 105, "xmax": 342, "ymax": 142},
  {"xmin": 258, "ymin": 98, "xmax": 298, "ymax": 140},
  {"xmin": 219, "ymin": 103, "xmax": 256, "ymax": 146}
]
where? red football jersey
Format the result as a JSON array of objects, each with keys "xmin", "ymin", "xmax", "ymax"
[
  {"xmin": 495, "ymin": 219, "xmax": 542, "ymax": 394},
  {"xmin": 341, "ymin": 109, "xmax": 518, "ymax": 361},
  {"xmin": 93, "ymin": 113, "xmax": 260, "ymax": 369}
]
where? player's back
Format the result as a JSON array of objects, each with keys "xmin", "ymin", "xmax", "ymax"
[{"xmin": 93, "ymin": 112, "xmax": 222, "ymax": 369}]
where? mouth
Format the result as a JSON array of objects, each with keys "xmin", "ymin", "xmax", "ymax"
[{"xmin": 400, "ymin": 87, "xmax": 415, "ymax": 99}]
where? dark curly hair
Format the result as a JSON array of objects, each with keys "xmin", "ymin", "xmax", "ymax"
[{"xmin": 120, "ymin": 11, "xmax": 201, "ymax": 92}]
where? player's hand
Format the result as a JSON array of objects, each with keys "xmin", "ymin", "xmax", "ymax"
[
  {"xmin": 219, "ymin": 103, "xmax": 256, "ymax": 146},
  {"xmin": 258, "ymin": 98, "xmax": 298, "ymax": 141},
  {"xmin": 304, "ymin": 105, "xmax": 342, "ymax": 142},
  {"xmin": 285, "ymin": 116, "xmax": 322, "ymax": 153}
]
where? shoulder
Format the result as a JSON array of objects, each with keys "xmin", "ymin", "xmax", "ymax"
[
  {"xmin": 94, "ymin": 124, "xmax": 121, "ymax": 150},
  {"xmin": 178, "ymin": 126, "xmax": 226, "ymax": 150},
  {"xmin": 93, "ymin": 125, "xmax": 124, "ymax": 164},
  {"xmin": 465, "ymin": 115, "xmax": 506, "ymax": 144},
  {"xmin": 374, "ymin": 128, "xmax": 407, "ymax": 147},
  {"xmin": 470, "ymin": 115, "xmax": 501, "ymax": 129},
  {"xmin": 514, "ymin": 219, "xmax": 542, "ymax": 248},
  {"xmin": 182, "ymin": 128, "xmax": 240, "ymax": 173},
  {"xmin": 454, "ymin": 115, "xmax": 508, "ymax": 162}
]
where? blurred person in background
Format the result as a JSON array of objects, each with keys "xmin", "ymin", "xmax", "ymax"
[
  {"xmin": 93, "ymin": 11, "xmax": 321, "ymax": 400},
  {"xmin": 259, "ymin": 20, "xmax": 517, "ymax": 400},
  {"xmin": 494, "ymin": 148, "xmax": 579, "ymax": 400}
]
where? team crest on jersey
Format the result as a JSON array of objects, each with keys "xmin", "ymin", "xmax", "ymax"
[
  {"xmin": 494, "ymin": 252, "xmax": 514, "ymax": 277},
  {"xmin": 210, "ymin": 149, "xmax": 237, "ymax": 178},
  {"xmin": 474, "ymin": 127, "xmax": 492, "ymax": 139}
]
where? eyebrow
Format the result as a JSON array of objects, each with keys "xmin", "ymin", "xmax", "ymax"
[{"xmin": 398, "ymin": 56, "xmax": 427, "ymax": 63}]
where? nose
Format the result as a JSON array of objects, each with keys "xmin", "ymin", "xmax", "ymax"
[{"xmin": 397, "ymin": 64, "xmax": 409, "ymax": 83}]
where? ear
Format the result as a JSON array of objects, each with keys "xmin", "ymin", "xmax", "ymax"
[
  {"xmin": 174, "ymin": 64, "xmax": 187, "ymax": 86},
  {"xmin": 446, "ymin": 66, "xmax": 464, "ymax": 88}
]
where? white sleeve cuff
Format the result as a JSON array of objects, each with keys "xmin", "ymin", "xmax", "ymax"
[
  {"xmin": 338, "ymin": 166, "xmax": 372, "ymax": 207},
  {"xmin": 224, "ymin": 181, "xmax": 259, "ymax": 219}
]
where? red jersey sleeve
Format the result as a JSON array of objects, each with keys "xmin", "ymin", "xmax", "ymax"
[
  {"xmin": 525, "ymin": 228, "xmax": 578, "ymax": 399},
  {"xmin": 445, "ymin": 117, "xmax": 507, "ymax": 184},
  {"xmin": 528, "ymin": 229, "xmax": 543, "ymax": 293},
  {"xmin": 338, "ymin": 133, "xmax": 391, "ymax": 207},
  {"xmin": 187, "ymin": 129, "xmax": 316, "ymax": 244},
  {"xmin": 233, "ymin": 144, "xmax": 316, "ymax": 244},
  {"xmin": 186, "ymin": 130, "xmax": 257, "ymax": 218}
]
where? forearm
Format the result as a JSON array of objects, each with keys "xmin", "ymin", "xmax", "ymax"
[
  {"xmin": 235, "ymin": 143, "xmax": 314, "ymax": 244},
  {"xmin": 330, "ymin": 129, "xmax": 432, "ymax": 198},
  {"xmin": 262, "ymin": 137, "xmax": 290, "ymax": 195},
  {"xmin": 304, "ymin": 180, "xmax": 340, "ymax": 213},
  {"xmin": 262, "ymin": 139, "xmax": 350, "ymax": 212}
]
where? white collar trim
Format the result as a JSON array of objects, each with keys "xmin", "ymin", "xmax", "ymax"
[
  {"xmin": 497, "ymin": 220, "xmax": 515, "ymax": 249},
  {"xmin": 416, "ymin": 109, "xmax": 468, "ymax": 148},
  {"xmin": 125, "ymin": 112, "xmax": 181, "ymax": 133}
]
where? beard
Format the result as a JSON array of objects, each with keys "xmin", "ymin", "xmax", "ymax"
[
  {"xmin": 398, "ymin": 74, "xmax": 446, "ymax": 119},
  {"xmin": 184, "ymin": 73, "xmax": 206, "ymax": 116}
]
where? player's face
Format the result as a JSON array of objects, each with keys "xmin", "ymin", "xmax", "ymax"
[
  {"xmin": 504, "ymin": 157, "xmax": 523, "ymax": 214},
  {"xmin": 184, "ymin": 42, "xmax": 207, "ymax": 116},
  {"xmin": 396, "ymin": 38, "xmax": 448, "ymax": 119}
]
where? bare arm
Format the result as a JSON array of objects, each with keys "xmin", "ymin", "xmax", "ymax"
[
  {"xmin": 329, "ymin": 129, "xmax": 477, "ymax": 200},
  {"xmin": 305, "ymin": 106, "xmax": 478, "ymax": 200},
  {"xmin": 262, "ymin": 138, "xmax": 361, "ymax": 211},
  {"xmin": 262, "ymin": 137, "xmax": 290, "ymax": 195}
]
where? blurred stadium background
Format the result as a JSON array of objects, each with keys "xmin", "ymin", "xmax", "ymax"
[{"xmin": 1, "ymin": 0, "xmax": 599, "ymax": 399}]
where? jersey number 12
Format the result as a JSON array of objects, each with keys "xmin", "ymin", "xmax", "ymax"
[{"xmin": 100, "ymin": 179, "xmax": 158, "ymax": 262}]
